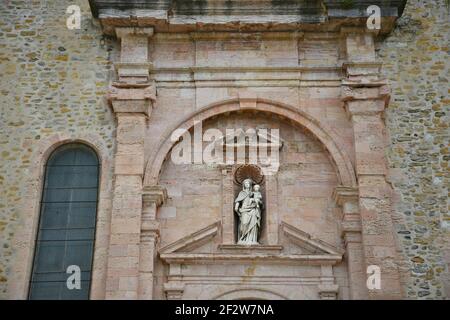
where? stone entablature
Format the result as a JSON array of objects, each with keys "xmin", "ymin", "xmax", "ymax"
[
  {"xmin": 89, "ymin": 0, "xmax": 406, "ymax": 34},
  {"xmin": 159, "ymin": 221, "xmax": 343, "ymax": 300}
]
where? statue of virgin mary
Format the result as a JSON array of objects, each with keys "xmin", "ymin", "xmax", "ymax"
[{"xmin": 234, "ymin": 178, "xmax": 262, "ymax": 245}]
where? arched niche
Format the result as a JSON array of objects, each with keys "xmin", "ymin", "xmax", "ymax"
[{"xmin": 155, "ymin": 107, "xmax": 349, "ymax": 248}]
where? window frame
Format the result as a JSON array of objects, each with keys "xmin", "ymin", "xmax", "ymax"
[{"xmin": 28, "ymin": 143, "xmax": 100, "ymax": 300}]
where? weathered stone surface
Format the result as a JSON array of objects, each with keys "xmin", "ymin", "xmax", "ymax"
[
  {"xmin": 379, "ymin": 0, "xmax": 450, "ymax": 300},
  {"xmin": 0, "ymin": 0, "xmax": 116, "ymax": 298},
  {"xmin": 0, "ymin": 0, "xmax": 448, "ymax": 301}
]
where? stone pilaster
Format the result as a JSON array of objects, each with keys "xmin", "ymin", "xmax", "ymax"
[
  {"xmin": 318, "ymin": 285, "xmax": 339, "ymax": 300},
  {"xmin": 164, "ymin": 264, "xmax": 185, "ymax": 300},
  {"xmin": 105, "ymin": 27, "xmax": 156, "ymax": 299},
  {"xmin": 265, "ymin": 174, "xmax": 279, "ymax": 245},
  {"xmin": 220, "ymin": 165, "xmax": 234, "ymax": 244},
  {"xmin": 318, "ymin": 265, "xmax": 339, "ymax": 300},
  {"xmin": 341, "ymin": 28, "xmax": 402, "ymax": 299},
  {"xmin": 334, "ymin": 186, "xmax": 368, "ymax": 300},
  {"xmin": 139, "ymin": 186, "xmax": 167, "ymax": 299}
]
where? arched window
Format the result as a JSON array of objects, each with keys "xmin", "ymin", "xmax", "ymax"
[{"xmin": 29, "ymin": 144, "xmax": 99, "ymax": 300}]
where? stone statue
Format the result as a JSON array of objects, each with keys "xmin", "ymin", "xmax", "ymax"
[{"xmin": 234, "ymin": 178, "xmax": 263, "ymax": 245}]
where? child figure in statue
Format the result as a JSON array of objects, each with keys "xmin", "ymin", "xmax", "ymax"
[{"xmin": 252, "ymin": 184, "xmax": 263, "ymax": 211}]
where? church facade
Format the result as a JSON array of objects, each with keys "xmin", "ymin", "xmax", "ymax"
[{"xmin": 1, "ymin": 0, "xmax": 448, "ymax": 300}]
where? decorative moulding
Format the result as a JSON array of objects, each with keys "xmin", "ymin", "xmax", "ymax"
[
  {"xmin": 159, "ymin": 221, "xmax": 221, "ymax": 254},
  {"xmin": 159, "ymin": 220, "xmax": 343, "ymax": 266},
  {"xmin": 114, "ymin": 62, "xmax": 153, "ymax": 81},
  {"xmin": 89, "ymin": 0, "xmax": 407, "ymax": 35},
  {"xmin": 218, "ymin": 244, "xmax": 283, "ymax": 254},
  {"xmin": 280, "ymin": 221, "xmax": 344, "ymax": 256},
  {"xmin": 115, "ymin": 27, "xmax": 154, "ymax": 38}
]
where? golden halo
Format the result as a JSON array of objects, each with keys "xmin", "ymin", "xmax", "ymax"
[{"xmin": 234, "ymin": 164, "xmax": 264, "ymax": 185}]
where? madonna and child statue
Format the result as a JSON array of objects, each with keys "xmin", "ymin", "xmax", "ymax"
[{"xmin": 234, "ymin": 178, "xmax": 263, "ymax": 245}]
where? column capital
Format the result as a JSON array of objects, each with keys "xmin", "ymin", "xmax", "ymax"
[
  {"xmin": 342, "ymin": 82, "xmax": 389, "ymax": 98},
  {"xmin": 333, "ymin": 186, "xmax": 359, "ymax": 207},
  {"xmin": 108, "ymin": 84, "xmax": 156, "ymax": 117},
  {"xmin": 342, "ymin": 62, "xmax": 384, "ymax": 86},
  {"xmin": 342, "ymin": 87, "xmax": 390, "ymax": 118},
  {"xmin": 334, "ymin": 186, "xmax": 362, "ymax": 239},
  {"xmin": 143, "ymin": 185, "xmax": 168, "ymax": 207}
]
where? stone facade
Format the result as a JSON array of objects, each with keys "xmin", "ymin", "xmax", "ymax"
[{"xmin": 0, "ymin": 0, "xmax": 448, "ymax": 300}]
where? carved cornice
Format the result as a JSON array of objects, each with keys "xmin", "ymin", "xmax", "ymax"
[
  {"xmin": 160, "ymin": 253, "xmax": 342, "ymax": 266},
  {"xmin": 189, "ymin": 31, "xmax": 305, "ymax": 41},
  {"xmin": 89, "ymin": 0, "xmax": 407, "ymax": 35},
  {"xmin": 115, "ymin": 27, "xmax": 154, "ymax": 38}
]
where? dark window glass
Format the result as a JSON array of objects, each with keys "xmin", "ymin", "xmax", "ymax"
[{"xmin": 29, "ymin": 144, "xmax": 99, "ymax": 300}]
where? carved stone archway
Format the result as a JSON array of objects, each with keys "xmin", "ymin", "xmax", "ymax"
[{"xmin": 143, "ymin": 97, "xmax": 357, "ymax": 188}]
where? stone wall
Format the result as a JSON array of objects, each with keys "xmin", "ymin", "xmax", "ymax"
[
  {"xmin": 0, "ymin": 0, "xmax": 115, "ymax": 298},
  {"xmin": 379, "ymin": 0, "xmax": 450, "ymax": 299},
  {"xmin": 0, "ymin": 0, "xmax": 448, "ymax": 300}
]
